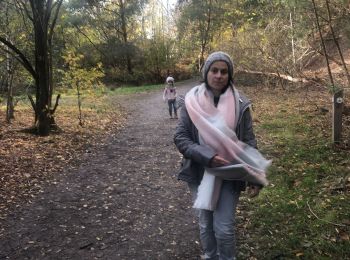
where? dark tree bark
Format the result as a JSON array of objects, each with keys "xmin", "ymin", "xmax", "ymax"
[
  {"xmin": 198, "ymin": 0, "xmax": 213, "ymax": 71},
  {"xmin": 6, "ymin": 72, "xmax": 15, "ymax": 122},
  {"xmin": 30, "ymin": 0, "xmax": 51, "ymax": 135},
  {"xmin": 119, "ymin": 0, "xmax": 133, "ymax": 74},
  {"xmin": 4, "ymin": 1, "xmax": 15, "ymax": 123}
]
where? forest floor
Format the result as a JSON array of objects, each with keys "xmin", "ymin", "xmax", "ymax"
[
  {"xmin": 0, "ymin": 79, "xmax": 349, "ymax": 259},
  {"xmin": 0, "ymin": 80, "xmax": 202, "ymax": 260}
]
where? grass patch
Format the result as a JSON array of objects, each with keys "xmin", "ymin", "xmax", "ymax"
[
  {"xmin": 238, "ymin": 88, "xmax": 350, "ymax": 259},
  {"xmin": 109, "ymin": 84, "xmax": 164, "ymax": 95}
]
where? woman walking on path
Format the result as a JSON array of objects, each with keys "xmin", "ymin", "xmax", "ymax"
[
  {"xmin": 163, "ymin": 76, "xmax": 178, "ymax": 119},
  {"xmin": 174, "ymin": 51, "xmax": 269, "ymax": 260}
]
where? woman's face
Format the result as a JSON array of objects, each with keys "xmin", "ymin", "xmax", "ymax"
[{"xmin": 207, "ymin": 61, "xmax": 229, "ymax": 96}]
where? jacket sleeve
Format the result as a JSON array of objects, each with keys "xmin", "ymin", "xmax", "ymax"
[
  {"xmin": 241, "ymin": 107, "xmax": 258, "ymax": 149},
  {"xmin": 174, "ymin": 106, "xmax": 216, "ymax": 167}
]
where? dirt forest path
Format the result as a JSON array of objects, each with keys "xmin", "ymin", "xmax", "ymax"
[{"xmin": 0, "ymin": 80, "xmax": 203, "ymax": 260}]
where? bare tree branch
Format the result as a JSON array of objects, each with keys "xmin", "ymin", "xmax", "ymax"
[
  {"xmin": 45, "ymin": 0, "xmax": 53, "ymax": 25},
  {"xmin": 311, "ymin": 0, "xmax": 335, "ymax": 87},
  {"xmin": 0, "ymin": 36, "xmax": 37, "ymax": 79},
  {"xmin": 48, "ymin": 0, "xmax": 63, "ymax": 40},
  {"xmin": 326, "ymin": 0, "xmax": 350, "ymax": 87},
  {"xmin": 50, "ymin": 94, "xmax": 60, "ymax": 114},
  {"xmin": 307, "ymin": 200, "xmax": 347, "ymax": 227},
  {"xmin": 15, "ymin": 0, "xmax": 33, "ymax": 22},
  {"xmin": 71, "ymin": 24, "xmax": 109, "ymax": 60}
]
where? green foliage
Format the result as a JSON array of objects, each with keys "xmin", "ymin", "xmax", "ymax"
[
  {"xmin": 62, "ymin": 0, "xmax": 149, "ymax": 82},
  {"xmin": 58, "ymin": 49, "xmax": 105, "ymax": 91},
  {"xmin": 141, "ymin": 36, "xmax": 176, "ymax": 82},
  {"xmin": 176, "ymin": 0, "xmax": 230, "ymax": 68}
]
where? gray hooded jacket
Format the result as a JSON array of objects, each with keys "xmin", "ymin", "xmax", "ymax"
[{"xmin": 174, "ymin": 86, "xmax": 257, "ymax": 190}]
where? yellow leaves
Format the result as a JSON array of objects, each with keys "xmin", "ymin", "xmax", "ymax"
[
  {"xmin": 237, "ymin": 27, "xmax": 246, "ymax": 33},
  {"xmin": 62, "ymin": 50, "xmax": 84, "ymax": 66},
  {"xmin": 60, "ymin": 49, "xmax": 104, "ymax": 91}
]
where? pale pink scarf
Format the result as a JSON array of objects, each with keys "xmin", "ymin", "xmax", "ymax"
[{"xmin": 185, "ymin": 83, "xmax": 269, "ymax": 210}]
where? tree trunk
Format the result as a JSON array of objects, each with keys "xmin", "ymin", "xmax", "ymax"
[
  {"xmin": 312, "ymin": 0, "xmax": 343, "ymax": 144},
  {"xmin": 119, "ymin": 0, "xmax": 133, "ymax": 74},
  {"xmin": 198, "ymin": 0, "xmax": 212, "ymax": 71},
  {"xmin": 290, "ymin": 9, "xmax": 296, "ymax": 67},
  {"xmin": 6, "ymin": 72, "xmax": 14, "ymax": 122},
  {"xmin": 77, "ymin": 81, "xmax": 83, "ymax": 126},
  {"xmin": 32, "ymin": 0, "xmax": 51, "ymax": 136},
  {"xmin": 311, "ymin": 0, "xmax": 335, "ymax": 88},
  {"xmin": 325, "ymin": 0, "xmax": 350, "ymax": 88},
  {"xmin": 5, "ymin": 1, "xmax": 14, "ymax": 122},
  {"xmin": 0, "ymin": 0, "xmax": 62, "ymax": 135}
]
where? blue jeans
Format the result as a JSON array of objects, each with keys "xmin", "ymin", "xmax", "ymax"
[
  {"xmin": 167, "ymin": 99, "xmax": 177, "ymax": 117},
  {"xmin": 189, "ymin": 181, "xmax": 240, "ymax": 260}
]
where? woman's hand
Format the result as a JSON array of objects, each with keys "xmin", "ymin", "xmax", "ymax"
[{"xmin": 210, "ymin": 155, "xmax": 230, "ymax": 167}]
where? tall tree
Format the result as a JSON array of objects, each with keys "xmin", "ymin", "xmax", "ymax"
[
  {"xmin": 0, "ymin": 0, "xmax": 63, "ymax": 135},
  {"xmin": 177, "ymin": 0, "xmax": 227, "ymax": 71},
  {"xmin": 140, "ymin": 0, "xmax": 177, "ymax": 81},
  {"xmin": 67, "ymin": 0, "xmax": 147, "ymax": 77}
]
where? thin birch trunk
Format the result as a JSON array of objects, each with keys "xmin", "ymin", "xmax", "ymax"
[
  {"xmin": 325, "ymin": 0, "xmax": 350, "ymax": 88},
  {"xmin": 311, "ymin": 0, "xmax": 335, "ymax": 88}
]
